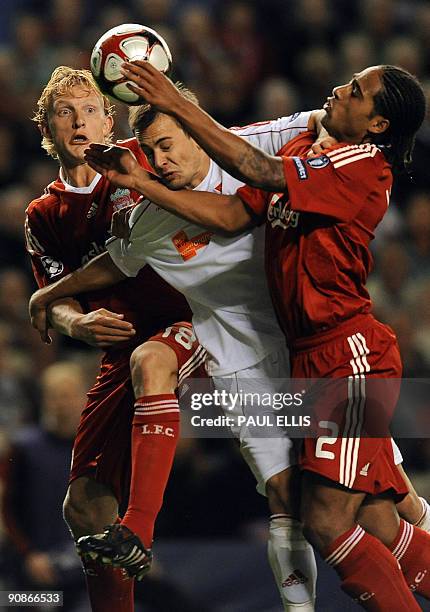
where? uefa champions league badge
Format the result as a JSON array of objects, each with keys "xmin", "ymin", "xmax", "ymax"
[
  {"xmin": 110, "ymin": 187, "xmax": 134, "ymax": 211},
  {"xmin": 306, "ymin": 155, "xmax": 331, "ymax": 169},
  {"xmin": 40, "ymin": 256, "xmax": 64, "ymax": 278}
]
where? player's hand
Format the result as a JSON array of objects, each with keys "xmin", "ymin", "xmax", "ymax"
[
  {"xmin": 120, "ymin": 60, "xmax": 181, "ymax": 113},
  {"xmin": 70, "ymin": 308, "xmax": 136, "ymax": 347},
  {"xmin": 308, "ymin": 134, "xmax": 338, "ymax": 157},
  {"xmin": 111, "ymin": 205, "xmax": 134, "ymax": 239},
  {"xmin": 29, "ymin": 287, "xmax": 53, "ymax": 344},
  {"xmin": 307, "ymin": 110, "xmax": 338, "ymax": 157},
  {"xmin": 84, "ymin": 143, "xmax": 141, "ymax": 189}
]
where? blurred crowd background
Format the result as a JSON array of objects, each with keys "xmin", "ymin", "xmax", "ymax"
[{"xmin": 0, "ymin": 0, "xmax": 430, "ymax": 610}]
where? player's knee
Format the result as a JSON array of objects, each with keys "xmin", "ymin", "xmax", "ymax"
[
  {"xmin": 266, "ymin": 473, "xmax": 289, "ymax": 511},
  {"xmin": 266, "ymin": 467, "xmax": 301, "ymax": 517},
  {"xmin": 302, "ymin": 513, "xmax": 334, "ymax": 551},
  {"xmin": 130, "ymin": 343, "xmax": 176, "ymax": 380},
  {"xmin": 130, "ymin": 342, "xmax": 178, "ymax": 394}
]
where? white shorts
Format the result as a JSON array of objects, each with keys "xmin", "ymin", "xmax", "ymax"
[
  {"xmin": 392, "ymin": 439, "xmax": 403, "ymax": 465},
  {"xmin": 211, "ymin": 345, "xmax": 295, "ymax": 496}
]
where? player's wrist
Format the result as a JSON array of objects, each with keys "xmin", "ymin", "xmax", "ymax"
[
  {"xmin": 133, "ymin": 167, "xmax": 154, "ymax": 193},
  {"xmin": 170, "ymin": 95, "xmax": 193, "ymax": 121},
  {"xmin": 64, "ymin": 311, "xmax": 85, "ymax": 339},
  {"xmin": 308, "ymin": 109, "xmax": 326, "ymax": 133}
]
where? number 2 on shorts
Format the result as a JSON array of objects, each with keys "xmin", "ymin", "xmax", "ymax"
[{"xmin": 315, "ymin": 420, "xmax": 339, "ymax": 460}]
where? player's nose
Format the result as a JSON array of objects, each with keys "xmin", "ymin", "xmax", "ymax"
[
  {"xmin": 72, "ymin": 112, "xmax": 85, "ymax": 128},
  {"xmin": 332, "ymin": 84, "xmax": 346, "ymax": 99},
  {"xmin": 153, "ymin": 150, "xmax": 167, "ymax": 169}
]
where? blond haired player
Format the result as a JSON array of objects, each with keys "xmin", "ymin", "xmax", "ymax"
[{"xmin": 25, "ymin": 66, "xmax": 205, "ymax": 612}]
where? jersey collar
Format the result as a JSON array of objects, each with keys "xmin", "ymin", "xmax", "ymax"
[{"xmin": 59, "ymin": 167, "xmax": 102, "ymax": 194}]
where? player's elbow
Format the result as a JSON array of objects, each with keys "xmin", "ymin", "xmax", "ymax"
[{"xmin": 216, "ymin": 207, "xmax": 252, "ymax": 236}]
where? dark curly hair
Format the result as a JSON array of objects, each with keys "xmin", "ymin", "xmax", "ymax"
[{"xmin": 372, "ymin": 65, "xmax": 426, "ymax": 174}]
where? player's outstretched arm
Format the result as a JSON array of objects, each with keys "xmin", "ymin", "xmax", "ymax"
[
  {"xmin": 85, "ymin": 143, "xmax": 256, "ymax": 234},
  {"xmin": 121, "ymin": 61, "xmax": 286, "ymax": 192},
  {"xmin": 29, "ymin": 252, "xmax": 126, "ymax": 343},
  {"xmin": 132, "ymin": 176, "xmax": 256, "ymax": 235}
]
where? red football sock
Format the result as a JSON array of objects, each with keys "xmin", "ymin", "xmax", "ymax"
[
  {"xmin": 325, "ymin": 525, "xmax": 421, "ymax": 610},
  {"xmin": 390, "ymin": 519, "xmax": 430, "ymax": 598},
  {"xmin": 121, "ymin": 394, "xmax": 180, "ymax": 549},
  {"xmin": 82, "ymin": 557, "xmax": 134, "ymax": 612}
]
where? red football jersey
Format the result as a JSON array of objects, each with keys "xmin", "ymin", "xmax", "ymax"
[
  {"xmin": 238, "ymin": 132, "xmax": 393, "ymax": 344},
  {"xmin": 25, "ymin": 137, "xmax": 191, "ymax": 348}
]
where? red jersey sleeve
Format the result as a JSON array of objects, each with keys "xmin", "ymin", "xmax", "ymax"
[
  {"xmin": 25, "ymin": 199, "xmax": 73, "ymax": 288},
  {"xmin": 235, "ymin": 130, "xmax": 317, "ymax": 220},
  {"xmin": 282, "ymin": 143, "xmax": 389, "ymax": 222},
  {"xmin": 236, "ymin": 184, "xmax": 268, "ymax": 223}
]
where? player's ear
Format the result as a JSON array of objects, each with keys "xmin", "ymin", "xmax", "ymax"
[
  {"xmin": 103, "ymin": 114, "xmax": 114, "ymax": 138},
  {"xmin": 40, "ymin": 121, "xmax": 51, "ymax": 139},
  {"xmin": 368, "ymin": 115, "xmax": 390, "ymax": 135}
]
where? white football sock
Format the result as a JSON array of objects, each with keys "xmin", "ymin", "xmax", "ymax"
[
  {"xmin": 415, "ymin": 497, "xmax": 430, "ymax": 533},
  {"xmin": 268, "ymin": 515, "xmax": 317, "ymax": 611}
]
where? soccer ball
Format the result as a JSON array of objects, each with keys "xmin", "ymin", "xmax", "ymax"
[{"xmin": 90, "ymin": 24, "xmax": 172, "ymax": 105}]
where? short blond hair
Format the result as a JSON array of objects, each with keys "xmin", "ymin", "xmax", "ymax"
[
  {"xmin": 128, "ymin": 81, "xmax": 198, "ymax": 137},
  {"xmin": 33, "ymin": 66, "xmax": 115, "ymax": 160}
]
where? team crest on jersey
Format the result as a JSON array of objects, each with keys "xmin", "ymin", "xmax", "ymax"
[
  {"xmin": 267, "ymin": 194, "xmax": 300, "ymax": 230},
  {"xmin": 110, "ymin": 188, "xmax": 134, "ymax": 212},
  {"xmin": 307, "ymin": 154, "xmax": 330, "ymax": 169},
  {"xmin": 41, "ymin": 256, "xmax": 64, "ymax": 278}
]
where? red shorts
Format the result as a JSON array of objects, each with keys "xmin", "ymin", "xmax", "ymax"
[
  {"xmin": 291, "ymin": 314, "xmax": 407, "ymax": 499},
  {"xmin": 69, "ymin": 321, "xmax": 207, "ymax": 506}
]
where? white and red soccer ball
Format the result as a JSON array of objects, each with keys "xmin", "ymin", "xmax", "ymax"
[{"xmin": 90, "ymin": 24, "xmax": 172, "ymax": 105}]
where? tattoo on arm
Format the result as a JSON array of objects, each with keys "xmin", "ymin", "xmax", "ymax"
[{"xmin": 235, "ymin": 149, "xmax": 285, "ymax": 191}]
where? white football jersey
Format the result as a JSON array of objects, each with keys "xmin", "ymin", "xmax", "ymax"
[{"xmin": 107, "ymin": 112, "xmax": 311, "ymax": 375}]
